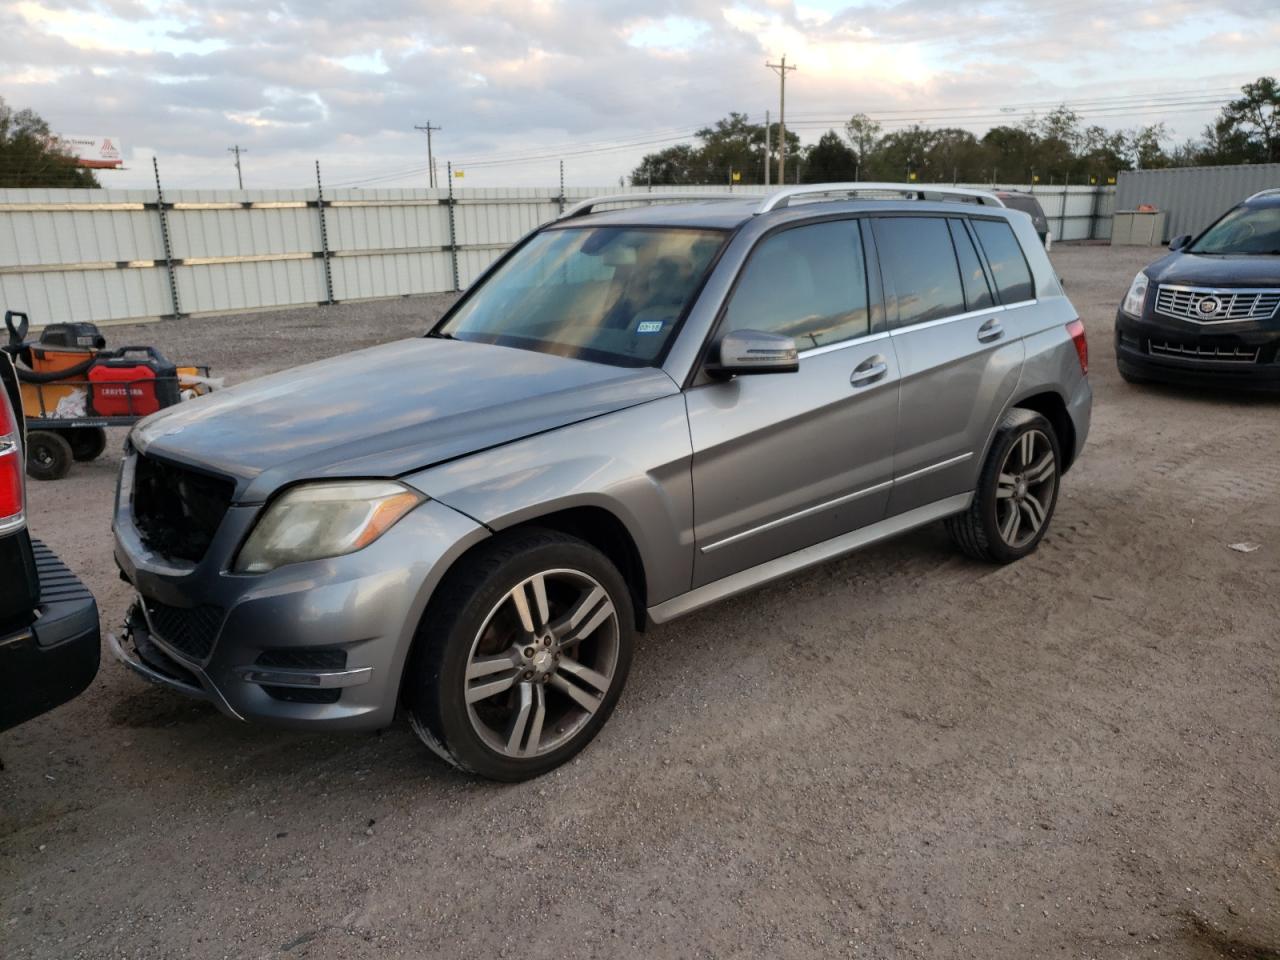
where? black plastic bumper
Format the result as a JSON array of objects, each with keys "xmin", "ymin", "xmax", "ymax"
[
  {"xmin": 0, "ymin": 540, "xmax": 100, "ymax": 732},
  {"xmin": 1115, "ymin": 311, "xmax": 1280, "ymax": 393}
]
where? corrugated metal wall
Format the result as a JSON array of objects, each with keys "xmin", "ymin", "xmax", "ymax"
[
  {"xmin": 1116, "ymin": 163, "xmax": 1280, "ymax": 242},
  {"xmin": 0, "ymin": 182, "xmax": 1113, "ymax": 326}
]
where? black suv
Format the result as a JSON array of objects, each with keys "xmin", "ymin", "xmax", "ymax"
[
  {"xmin": 1115, "ymin": 188, "xmax": 1280, "ymax": 391},
  {"xmin": 0, "ymin": 351, "xmax": 100, "ymax": 732}
]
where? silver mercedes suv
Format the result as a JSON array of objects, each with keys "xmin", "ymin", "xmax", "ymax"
[{"xmin": 111, "ymin": 183, "xmax": 1092, "ymax": 780}]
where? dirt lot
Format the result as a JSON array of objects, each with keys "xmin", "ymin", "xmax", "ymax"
[{"xmin": 2, "ymin": 245, "xmax": 1278, "ymax": 960}]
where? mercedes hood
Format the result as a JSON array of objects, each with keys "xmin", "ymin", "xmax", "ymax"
[{"xmin": 133, "ymin": 337, "xmax": 679, "ymax": 503}]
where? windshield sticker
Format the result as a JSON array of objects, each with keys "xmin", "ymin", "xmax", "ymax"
[{"xmin": 636, "ymin": 320, "xmax": 664, "ymax": 334}]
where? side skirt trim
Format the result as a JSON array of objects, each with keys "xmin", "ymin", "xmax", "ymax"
[{"xmin": 648, "ymin": 492, "xmax": 972, "ymax": 625}]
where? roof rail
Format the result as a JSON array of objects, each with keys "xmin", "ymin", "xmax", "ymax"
[
  {"xmin": 1245, "ymin": 187, "xmax": 1280, "ymax": 202},
  {"xmin": 756, "ymin": 182, "xmax": 1004, "ymax": 214},
  {"xmin": 558, "ymin": 192, "xmax": 748, "ymax": 220}
]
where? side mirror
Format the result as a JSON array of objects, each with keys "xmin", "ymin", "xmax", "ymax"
[
  {"xmin": 709, "ymin": 330, "xmax": 798, "ymax": 377},
  {"xmin": 1168, "ymin": 234, "xmax": 1192, "ymax": 251}
]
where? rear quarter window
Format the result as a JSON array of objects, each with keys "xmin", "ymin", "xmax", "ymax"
[{"xmin": 971, "ymin": 219, "xmax": 1035, "ymax": 304}]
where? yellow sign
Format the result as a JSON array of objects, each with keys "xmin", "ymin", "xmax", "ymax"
[
  {"xmin": 731, "ymin": 171, "xmax": 741, "ymax": 182},
  {"xmin": 454, "ymin": 169, "xmax": 465, "ymax": 178},
  {"xmin": 1107, "ymin": 176, "xmax": 1116, "ymax": 184},
  {"xmin": 1089, "ymin": 175, "xmax": 1097, "ymax": 185},
  {"xmin": 1032, "ymin": 175, "xmax": 1040, "ymax": 183},
  {"xmin": 908, "ymin": 171, "xmax": 917, "ymax": 181}
]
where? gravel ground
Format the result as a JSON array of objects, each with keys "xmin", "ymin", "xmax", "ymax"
[{"xmin": 2, "ymin": 245, "xmax": 1278, "ymax": 960}]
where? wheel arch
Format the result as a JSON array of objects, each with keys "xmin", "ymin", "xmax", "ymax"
[
  {"xmin": 1009, "ymin": 389, "xmax": 1076, "ymax": 472},
  {"xmin": 500, "ymin": 506, "xmax": 650, "ymax": 632},
  {"xmin": 423, "ymin": 502, "xmax": 654, "ymax": 634}
]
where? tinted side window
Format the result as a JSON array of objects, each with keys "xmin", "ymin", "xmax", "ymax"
[
  {"xmin": 873, "ymin": 217, "xmax": 966, "ymax": 328},
  {"xmin": 722, "ymin": 220, "xmax": 869, "ymax": 349},
  {"xmin": 949, "ymin": 219, "xmax": 994, "ymax": 311},
  {"xmin": 972, "ymin": 219, "xmax": 1035, "ymax": 303}
]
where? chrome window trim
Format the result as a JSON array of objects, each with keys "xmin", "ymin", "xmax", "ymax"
[
  {"xmin": 700, "ymin": 479, "xmax": 894, "ymax": 554},
  {"xmin": 798, "ymin": 330, "xmax": 890, "ymax": 359},
  {"xmin": 890, "ymin": 304, "xmax": 1007, "ymax": 337}
]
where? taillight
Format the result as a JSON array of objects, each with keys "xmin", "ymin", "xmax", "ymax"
[
  {"xmin": 0, "ymin": 387, "xmax": 24, "ymax": 532},
  {"xmin": 1066, "ymin": 318, "xmax": 1088, "ymax": 375}
]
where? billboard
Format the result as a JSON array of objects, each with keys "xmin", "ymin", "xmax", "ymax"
[{"xmin": 57, "ymin": 135, "xmax": 124, "ymax": 169}]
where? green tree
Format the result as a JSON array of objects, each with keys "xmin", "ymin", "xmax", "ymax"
[
  {"xmin": 1127, "ymin": 123, "xmax": 1171, "ymax": 170},
  {"xmin": 631, "ymin": 144, "xmax": 699, "ymax": 185},
  {"xmin": 630, "ymin": 113, "xmax": 798, "ymax": 185},
  {"xmin": 843, "ymin": 112, "xmax": 882, "ymax": 178},
  {"xmin": 1218, "ymin": 76, "xmax": 1280, "ymax": 162},
  {"xmin": 800, "ymin": 131, "xmax": 857, "ymax": 183},
  {"xmin": 0, "ymin": 97, "xmax": 99, "ymax": 188},
  {"xmin": 874, "ymin": 125, "xmax": 937, "ymax": 181}
]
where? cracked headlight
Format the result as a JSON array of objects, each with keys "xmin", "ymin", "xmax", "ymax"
[{"xmin": 234, "ymin": 480, "xmax": 424, "ymax": 574}]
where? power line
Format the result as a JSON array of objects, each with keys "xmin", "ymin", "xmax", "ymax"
[{"xmin": 325, "ymin": 81, "xmax": 1241, "ymax": 186}]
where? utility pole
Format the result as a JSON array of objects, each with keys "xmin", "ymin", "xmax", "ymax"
[
  {"xmin": 227, "ymin": 145, "xmax": 247, "ymax": 189},
  {"xmin": 763, "ymin": 109, "xmax": 771, "ymax": 187},
  {"xmin": 765, "ymin": 55, "xmax": 797, "ymax": 185},
  {"xmin": 414, "ymin": 121, "xmax": 442, "ymax": 188}
]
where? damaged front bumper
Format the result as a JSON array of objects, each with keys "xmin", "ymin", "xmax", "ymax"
[{"xmin": 110, "ymin": 497, "xmax": 489, "ymax": 732}]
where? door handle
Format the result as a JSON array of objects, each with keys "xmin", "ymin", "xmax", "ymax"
[
  {"xmin": 977, "ymin": 318, "xmax": 1004, "ymax": 343},
  {"xmin": 850, "ymin": 355, "xmax": 888, "ymax": 387}
]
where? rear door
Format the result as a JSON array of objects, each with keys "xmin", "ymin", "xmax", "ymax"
[
  {"xmin": 685, "ymin": 218, "xmax": 899, "ymax": 586},
  {"xmin": 872, "ymin": 215, "xmax": 1024, "ymax": 516}
]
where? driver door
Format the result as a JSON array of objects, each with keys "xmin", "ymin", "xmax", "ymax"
[{"xmin": 684, "ymin": 218, "xmax": 900, "ymax": 587}]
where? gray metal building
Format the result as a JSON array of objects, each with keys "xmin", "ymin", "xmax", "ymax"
[{"xmin": 1116, "ymin": 163, "xmax": 1280, "ymax": 243}]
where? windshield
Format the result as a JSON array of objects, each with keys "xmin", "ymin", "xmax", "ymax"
[
  {"xmin": 1190, "ymin": 205, "xmax": 1280, "ymax": 255},
  {"xmin": 438, "ymin": 225, "xmax": 726, "ymax": 367}
]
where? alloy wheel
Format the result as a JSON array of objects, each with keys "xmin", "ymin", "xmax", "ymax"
[
  {"xmin": 463, "ymin": 569, "xmax": 620, "ymax": 759},
  {"xmin": 994, "ymin": 429, "xmax": 1057, "ymax": 549}
]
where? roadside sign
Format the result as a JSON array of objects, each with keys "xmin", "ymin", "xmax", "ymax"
[{"xmin": 56, "ymin": 135, "xmax": 123, "ymax": 169}]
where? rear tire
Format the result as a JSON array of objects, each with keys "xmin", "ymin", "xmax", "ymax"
[
  {"xmin": 25, "ymin": 430, "xmax": 73, "ymax": 481},
  {"xmin": 65, "ymin": 427, "xmax": 108, "ymax": 462},
  {"xmin": 946, "ymin": 410, "xmax": 1060, "ymax": 564},
  {"xmin": 404, "ymin": 529, "xmax": 635, "ymax": 781}
]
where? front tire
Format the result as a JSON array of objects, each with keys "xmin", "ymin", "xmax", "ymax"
[
  {"xmin": 405, "ymin": 529, "xmax": 635, "ymax": 781},
  {"xmin": 947, "ymin": 410, "xmax": 1061, "ymax": 563}
]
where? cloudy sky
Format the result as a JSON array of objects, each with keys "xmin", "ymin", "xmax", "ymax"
[{"xmin": 4, "ymin": 0, "xmax": 1278, "ymax": 190}]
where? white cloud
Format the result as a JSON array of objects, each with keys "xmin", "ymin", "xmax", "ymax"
[{"xmin": 0, "ymin": 0, "xmax": 1275, "ymax": 189}]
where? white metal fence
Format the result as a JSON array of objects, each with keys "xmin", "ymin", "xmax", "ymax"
[{"xmin": 0, "ymin": 182, "xmax": 1114, "ymax": 326}]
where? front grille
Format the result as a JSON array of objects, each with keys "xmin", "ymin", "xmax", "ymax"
[
  {"xmin": 1148, "ymin": 340, "xmax": 1260, "ymax": 363},
  {"xmin": 255, "ymin": 648, "xmax": 348, "ymax": 670},
  {"xmin": 143, "ymin": 599, "xmax": 225, "ymax": 661},
  {"xmin": 1155, "ymin": 285, "xmax": 1280, "ymax": 324},
  {"xmin": 132, "ymin": 454, "xmax": 235, "ymax": 564}
]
